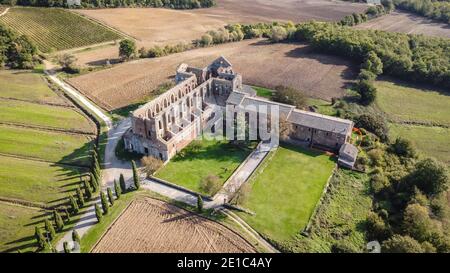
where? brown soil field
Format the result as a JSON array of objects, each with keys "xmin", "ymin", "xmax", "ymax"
[
  {"xmin": 71, "ymin": 0, "xmax": 366, "ymax": 64},
  {"xmin": 75, "ymin": 1, "xmax": 367, "ymax": 47},
  {"xmin": 91, "ymin": 198, "xmax": 256, "ymax": 253},
  {"xmin": 355, "ymin": 11, "xmax": 450, "ymax": 38},
  {"xmin": 67, "ymin": 39, "xmax": 356, "ymax": 110}
]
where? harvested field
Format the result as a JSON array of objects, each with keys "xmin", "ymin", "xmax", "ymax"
[
  {"xmin": 68, "ymin": 39, "xmax": 356, "ymax": 110},
  {"xmin": 76, "ymin": 1, "xmax": 367, "ymax": 47},
  {"xmin": 72, "ymin": 1, "xmax": 367, "ymax": 63},
  {"xmin": 355, "ymin": 11, "xmax": 450, "ymax": 38},
  {"xmin": 92, "ymin": 198, "xmax": 256, "ymax": 253}
]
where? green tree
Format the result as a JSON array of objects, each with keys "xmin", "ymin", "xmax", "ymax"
[
  {"xmin": 382, "ymin": 235, "xmax": 424, "ymax": 253},
  {"xmin": 119, "ymin": 39, "xmax": 136, "ymax": 60},
  {"xmin": 69, "ymin": 195, "xmax": 79, "ymax": 214},
  {"xmin": 83, "ymin": 178, "xmax": 93, "ymax": 200},
  {"xmin": 132, "ymin": 160, "xmax": 140, "ymax": 190},
  {"xmin": 63, "ymin": 241, "xmax": 71, "ymax": 253},
  {"xmin": 53, "ymin": 210, "xmax": 64, "ymax": 231},
  {"xmin": 34, "ymin": 226, "xmax": 46, "ymax": 249},
  {"xmin": 72, "ymin": 230, "xmax": 80, "ymax": 245},
  {"xmin": 366, "ymin": 212, "xmax": 390, "ymax": 241},
  {"xmin": 406, "ymin": 158, "xmax": 449, "ymax": 196},
  {"xmin": 107, "ymin": 188, "xmax": 115, "ymax": 206},
  {"xmin": 390, "ymin": 137, "xmax": 416, "ymax": 158},
  {"xmin": 197, "ymin": 195, "xmax": 204, "ymax": 213},
  {"xmin": 53, "ymin": 53, "xmax": 79, "ymax": 73},
  {"xmin": 114, "ymin": 179, "xmax": 121, "ymax": 199},
  {"xmin": 362, "ymin": 51, "xmax": 383, "ymax": 75},
  {"xmin": 119, "ymin": 173, "xmax": 127, "ymax": 193},
  {"xmin": 356, "ymin": 80, "xmax": 377, "ymax": 105},
  {"xmin": 403, "ymin": 203, "xmax": 436, "ymax": 242},
  {"xmin": 90, "ymin": 173, "xmax": 99, "ymax": 192},
  {"xmin": 272, "ymin": 85, "xmax": 307, "ymax": 109},
  {"xmin": 44, "ymin": 219, "xmax": 56, "ymax": 241},
  {"xmin": 76, "ymin": 186, "xmax": 85, "ymax": 208},
  {"xmin": 100, "ymin": 191, "xmax": 109, "ymax": 215},
  {"xmin": 95, "ymin": 204, "xmax": 103, "ymax": 223}
]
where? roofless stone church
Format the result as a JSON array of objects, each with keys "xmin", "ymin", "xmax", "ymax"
[{"xmin": 123, "ymin": 57, "xmax": 357, "ymax": 167}]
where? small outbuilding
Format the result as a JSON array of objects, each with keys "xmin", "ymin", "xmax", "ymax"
[{"xmin": 338, "ymin": 143, "xmax": 358, "ymax": 169}]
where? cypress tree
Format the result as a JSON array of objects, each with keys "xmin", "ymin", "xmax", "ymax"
[
  {"xmin": 76, "ymin": 186, "xmax": 85, "ymax": 207},
  {"xmin": 53, "ymin": 210, "xmax": 64, "ymax": 231},
  {"xmin": 107, "ymin": 188, "xmax": 115, "ymax": 206},
  {"xmin": 69, "ymin": 195, "xmax": 79, "ymax": 214},
  {"xmin": 90, "ymin": 173, "xmax": 99, "ymax": 192},
  {"xmin": 63, "ymin": 241, "xmax": 71, "ymax": 253},
  {"xmin": 64, "ymin": 208, "xmax": 71, "ymax": 223},
  {"xmin": 114, "ymin": 179, "xmax": 121, "ymax": 199},
  {"xmin": 72, "ymin": 230, "xmax": 80, "ymax": 245},
  {"xmin": 84, "ymin": 178, "xmax": 93, "ymax": 200},
  {"xmin": 100, "ymin": 192, "xmax": 109, "ymax": 215},
  {"xmin": 119, "ymin": 173, "xmax": 127, "ymax": 193},
  {"xmin": 44, "ymin": 219, "xmax": 56, "ymax": 241},
  {"xmin": 35, "ymin": 226, "xmax": 46, "ymax": 249},
  {"xmin": 95, "ymin": 204, "xmax": 102, "ymax": 223},
  {"xmin": 197, "ymin": 195, "xmax": 203, "ymax": 213},
  {"xmin": 132, "ymin": 160, "xmax": 140, "ymax": 190}
]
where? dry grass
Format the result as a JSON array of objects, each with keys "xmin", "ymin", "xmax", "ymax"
[
  {"xmin": 355, "ymin": 11, "xmax": 450, "ymax": 38},
  {"xmin": 91, "ymin": 197, "xmax": 256, "ymax": 253},
  {"xmin": 68, "ymin": 39, "xmax": 356, "ymax": 110}
]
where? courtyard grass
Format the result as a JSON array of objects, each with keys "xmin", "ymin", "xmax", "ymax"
[
  {"xmin": 155, "ymin": 138, "xmax": 255, "ymax": 196},
  {"xmin": 237, "ymin": 144, "xmax": 336, "ymax": 245},
  {"xmin": 0, "ymin": 155, "xmax": 86, "ymax": 205},
  {"xmin": 375, "ymin": 80, "xmax": 450, "ymax": 126},
  {"xmin": 0, "ymin": 70, "xmax": 66, "ymax": 104},
  {"xmin": 0, "ymin": 100, "xmax": 94, "ymax": 133},
  {"xmin": 0, "ymin": 124, "xmax": 93, "ymax": 166},
  {"xmin": 389, "ymin": 124, "xmax": 450, "ymax": 165}
]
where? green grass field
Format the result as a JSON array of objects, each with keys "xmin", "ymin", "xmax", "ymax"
[
  {"xmin": 0, "ymin": 125, "xmax": 93, "ymax": 166},
  {"xmin": 375, "ymin": 80, "xmax": 450, "ymax": 165},
  {"xmin": 376, "ymin": 81, "xmax": 450, "ymax": 126},
  {"xmin": 0, "ymin": 100, "xmax": 93, "ymax": 133},
  {"xmin": 156, "ymin": 139, "xmax": 254, "ymax": 195},
  {"xmin": 0, "ymin": 202, "xmax": 50, "ymax": 253},
  {"xmin": 292, "ymin": 170, "xmax": 372, "ymax": 252},
  {"xmin": 0, "ymin": 70, "xmax": 66, "ymax": 104},
  {"xmin": 390, "ymin": 124, "xmax": 450, "ymax": 165},
  {"xmin": 238, "ymin": 145, "xmax": 336, "ymax": 244},
  {"xmin": 0, "ymin": 155, "xmax": 85, "ymax": 205},
  {"xmin": 0, "ymin": 7, "xmax": 122, "ymax": 52}
]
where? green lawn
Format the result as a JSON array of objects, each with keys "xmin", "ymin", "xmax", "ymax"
[
  {"xmin": 238, "ymin": 145, "xmax": 336, "ymax": 244},
  {"xmin": 390, "ymin": 124, "xmax": 450, "ymax": 165},
  {"xmin": 0, "ymin": 155, "xmax": 85, "ymax": 205},
  {"xmin": 0, "ymin": 70, "xmax": 66, "ymax": 104},
  {"xmin": 0, "ymin": 125, "xmax": 93, "ymax": 166},
  {"xmin": 376, "ymin": 80, "xmax": 450, "ymax": 126},
  {"xmin": 156, "ymin": 139, "xmax": 255, "ymax": 195},
  {"xmin": 252, "ymin": 86, "xmax": 274, "ymax": 99},
  {"xmin": 0, "ymin": 7, "xmax": 122, "ymax": 52},
  {"xmin": 0, "ymin": 100, "xmax": 94, "ymax": 133}
]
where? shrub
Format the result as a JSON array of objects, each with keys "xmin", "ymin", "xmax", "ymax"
[
  {"xmin": 331, "ymin": 240, "xmax": 359, "ymax": 253},
  {"xmin": 403, "ymin": 203, "xmax": 436, "ymax": 242},
  {"xmin": 141, "ymin": 156, "xmax": 163, "ymax": 177},
  {"xmin": 355, "ymin": 114, "xmax": 389, "ymax": 142},
  {"xmin": 72, "ymin": 230, "xmax": 80, "ymax": 245},
  {"xmin": 371, "ymin": 173, "xmax": 390, "ymax": 194},
  {"xmin": 114, "ymin": 179, "xmax": 121, "ymax": 199},
  {"xmin": 405, "ymin": 158, "xmax": 449, "ymax": 196},
  {"xmin": 389, "ymin": 137, "xmax": 416, "ymax": 158},
  {"xmin": 272, "ymin": 86, "xmax": 307, "ymax": 109},
  {"xmin": 44, "ymin": 219, "xmax": 56, "ymax": 241},
  {"xmin": 382, "ymin": 235, "xmax": 423, "ymax": 253},
  {"xmin": 100, "ymin": 192, "xmax": 109, "ymax": 215},
  {"xmin": 119, "ymin": 39, "xmax": 136, "ymax": 60},
  {"xmin": 132, "ymin": 160, "xmax": 140, "ymax": 190},
  {"xmin": 366, "ymin": 212, "xmax": 391, "ymax": 241},
  {"xmin": 356, "ymin": 80, "xmax": 377, "ymax": 105},
  {"xmin": 53, "ymin": 210, "xmax": 64, "ymax": 231},
  {"xmin": 69, "ymin": 195, "xmax": 79, "ymax": 214},
  {"xmin": 200, "ymin": 174, "xmax": 222, "ymax": 196},
  {"xmin": 269, "ymin": 26, "xmax": 288, "ymax": 42}
]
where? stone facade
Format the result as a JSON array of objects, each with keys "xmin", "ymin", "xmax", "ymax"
[{"xmin": 124, "ymin": 56, "xmax": 355, "ymax": 162}]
